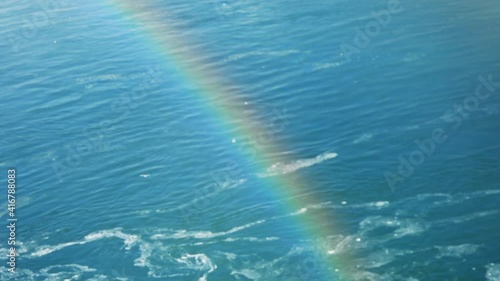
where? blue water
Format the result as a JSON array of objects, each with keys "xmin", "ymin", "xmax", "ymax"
[{"xmin": 1, "ymin": 0, "xmax": 499, "ymax": 280}]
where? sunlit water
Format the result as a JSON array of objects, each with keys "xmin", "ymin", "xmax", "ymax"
[{"xmin": 1, "ymin": 0, "xmax": 499, "ymax": 280}]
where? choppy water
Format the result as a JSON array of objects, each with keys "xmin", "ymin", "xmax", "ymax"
[{"xmin": 1, "ymin": 0, "xmax": 499, "ymax": 280}]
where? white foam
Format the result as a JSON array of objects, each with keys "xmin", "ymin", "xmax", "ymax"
[
  {"xmin": 257, "ymin": 152, "xmax": 337, "ymax": 177},
  {"xmin": 31, "ymin": 229, "xmax": 139, "ymax": 258},
  {"xmin": 309, "ymin": 201, "xmax": 332, "ymax": 209},
  {"xmin": 356, "ymin": 216, "xmax": 429, "ymax": 246},
  {"xmin": 312, "ymin": 61, "xmax": 345, "ymax": 71},
  {"xmin": 223, "ymin": 236, "xmax": 279, "ymax": 242},
  {"xmin": 76, "ymin": 74, "xmax": 122, "ymax": 83},
  {"xmin": 435, "ymin": 210, "xmax": 499, "ymax": 226},
  {"xmin": 397, "ymin": 190, "xmax": 500, "ymax": 212},
  {"xmin": 307, "ymin": 200, "xmax": 390, "ymax": 212},
  {"xmin": 435, "ymin": 244, "xmax": 481, "ymax": 258},
  {"xmin": 393, "ymin": 222, "xmax": 427, "ymax": 238},
  {"xmin": 231, "ymin": 269, "xmax": 261, "ymax": 280},
  {"xmin": 291, "ymin": 207, "xmax": 308, "ymax": 215},
  {"xmin": 24, "ymin": 228, "xmax": 224, "ymax": 280},
  {"xmin": 218, "ymin": 251, "xmax": 237, "ymax": 261},
  {"xmin": 486, "ymin": 263, "xmax": 500, "ymax": 281},
  {"xmin": 133, "ymin": 240, "xmax": 152, "ymax": 268},
  {"xmin": 353, "ymin": 133, "xmax": 373, "ymax": 144},
  {"xmin": 327, "ymin": 235, "xmax": 355, "ymax": 255},
  {"xmin": 0, "ymin": 264, "xmax": 99, "ymax": 281},
  {"xmin": 175, "ymin": 253, "xmax": 216, "ymax": 281},
  {"xmin": 372, "ymin": 201, "xmax": 390, "ymax": 208},
  {"xmin": 151, "ymin": 219, "xmax": 266, "ymax": 240}
]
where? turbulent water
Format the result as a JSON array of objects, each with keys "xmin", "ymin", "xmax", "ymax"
[{"xmin": 1, "ymin": 0, "xmax": 499, "ymax": 280}]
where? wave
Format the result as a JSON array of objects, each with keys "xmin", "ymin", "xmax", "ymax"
[
  {"xmin": 27, "ymin": 228, "xmax": 216, "ymax": 279},
  {"xmin": 309, "ymin": 200, "xmax": 390, "ymax": 210},
  {"xmin": 21, "ymin": 188, "xmax": 499, "ymax": 280},
  {"xmin": 435, "ymin": 244, "xmax": 481, "ymax": 258},
  {"xmin": 222, "ymin": 237, "xmax": 279, "ymax": 242},
  {"xmin": 224, "ymin": 49, "xmax": 302, "ymax": 62},
  {"xmin": 352, "ymin": 133, "xmax": 373, "ymax": 144},
  {"xmin": 175, "ymin": 253, "xmax": 216, "ymax": 281},
  {"xmin": 486, "ymin": 263, "xmax": 500, "ymax": 281},
  {"xmin": 125, "ymin": 178, "xmax": 247, "ymax": 216},
  {"xmin": 30, "ymin": 229, "xmax": 139, "ymax": 258},
  {"xmin": 257, "ymin": 152, "xmax": 338, "ymax": 177},
  {"xmin": 0, "ymin": 264, "xmax": 98, "ymax": 281},
  {"xmin": 151, "ymin": 219, "xmax": 266, "ymax": 240}
]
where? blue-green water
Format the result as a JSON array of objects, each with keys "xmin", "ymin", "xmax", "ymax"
[{"xmin": 1, "ymin": 0, "xmax": 499, "ymax": 280}]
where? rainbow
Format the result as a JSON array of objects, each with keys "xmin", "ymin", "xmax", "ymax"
[{"xmin": 107, "ymin": 1, "xmax": 348, "ymax": 279}]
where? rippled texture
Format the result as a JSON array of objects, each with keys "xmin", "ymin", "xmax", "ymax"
[{"xmin": 1, "ymin": 0, "xmax": 499, "ymax": 280}]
